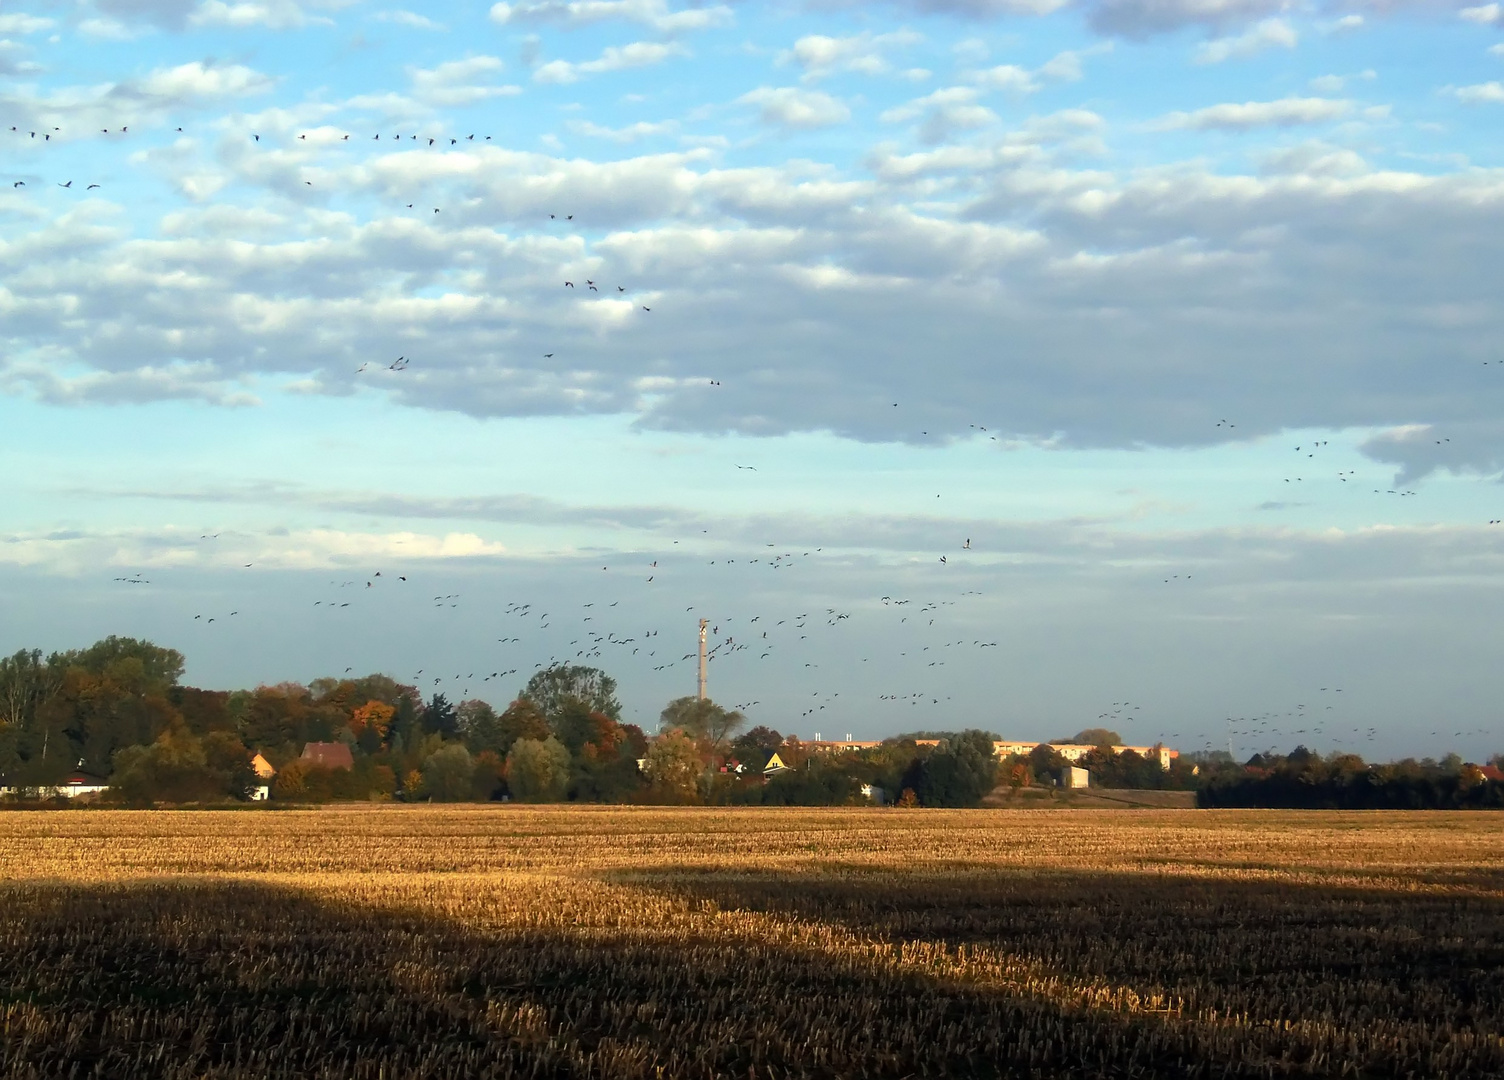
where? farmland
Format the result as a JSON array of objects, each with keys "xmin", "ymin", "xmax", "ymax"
[{"xmin": 2, "ymin": 808, "xmax": 1502, "ymax": 1078}]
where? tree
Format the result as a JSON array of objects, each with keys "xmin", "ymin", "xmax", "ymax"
[
  {"xmin": 174, "ymin": 687, "xmax": 232, "ymax": 734},
  {"xmin": 109, "ymin": 721, "xmax": 248, "ymax": 805},
  {"xmin": 349, "ymin": 700, "xmax": 396, "ymax": 742},
  {"xmin": 761, "ymin": 758, "xmax": 857, "ymax": 806},
  {"xmin": 421, "ymin": 694, "xmax": 459, "ymax": 739},
  {"xmin": 456, "ymin": 699, "xmax": 497, "ymax": 743},
  {"xmin": 730, "ymin": 726, "xmax": 783, "ymax": 765},
  {"xmin": 522, "ymin": 664, "xmax": 622, "ymax": 726},
  {"xmin": 66, "ymin": 637, "xmax": 185, "ymax": 692},
  {"xmin": 904, "ymin": 730, "xmax": 999, "ymax": 807},
  {"xmin": 643, "ymin": 729, "xmax": 703, "ymax": 803},
  {"xmin": 1060, "ymin": 728, "xmax": 1120, "ymax": 747},
  {"xmin": 569, "ymin": 718, "xmax": 647, "ymax": 803},
  {"xmin": 0, "ymin": 649, "xmax": 63, "ymax": 732},
  {"xmin": 506, "ymin": 736, "xmax": 571, "ymax": 802},
  {"xmin": 659, "ymin": 696, "xmax": 746, "ymax": 751},
  {"xmin": 465, "ymin": 698, "xmax": 550, "ymax": 758},
  {"xmin": 1028, "ymin": 743, "xmax": 1069, "ymax": 786},
  {"xmin": 421, "ymin": 744, "xmax": 475, "ymax": 802}
]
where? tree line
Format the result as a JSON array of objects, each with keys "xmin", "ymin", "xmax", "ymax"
[
  {"xmin": 3, "ymin": 638, "xmax": 1497, "ymax": 808},
  {"xmin": 0, "ymin": 637, "xmax": 1007, "ymax": 807},
  {"xmin": 1196, "ymin": 746, "xmax": 1504, "ymax": 809}
]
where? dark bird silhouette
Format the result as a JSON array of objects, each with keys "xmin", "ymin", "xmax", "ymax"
[
  {"xmin": 86, "ymin": 184, "xmax": 100, "ymax": 190},
  {"xmin": 59, "ymin": 181, "xmax": 71, "ymax": 188},
  {"xmin": 11, "ymin": 182, "xmax": 21, "ymax": 187}
]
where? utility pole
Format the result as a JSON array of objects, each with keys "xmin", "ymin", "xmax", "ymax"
[{"xmin": 697, "ymin": 618, "xmax": 708, "ymax": 701}]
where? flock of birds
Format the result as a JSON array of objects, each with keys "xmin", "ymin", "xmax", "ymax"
[{"xmin": 11, "ymin": 118, "xmax": 1497, "ymax": 759}]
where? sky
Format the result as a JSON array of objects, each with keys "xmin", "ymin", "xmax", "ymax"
[{"xmin": 2, "ymin": 0, "xmax": 1503, "ymax": 762}]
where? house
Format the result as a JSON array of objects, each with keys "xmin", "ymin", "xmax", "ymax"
[
  {"xmin": 250, "ymin": 753, "xmax": 277, "ymax": 780},
  {"xmin": 0, "ymin": 769, "xmax": 110, "ymax": 800},
  {"xmin": 1063, "ymin": 766, "xmax": 1090, "ymax": 789},
  {"xmin": 762, "ymin": 752, "xmax": 788, "ymax": 775},
  {"xmin": 995, "ymin": 741, "xmax": 1178, "ymax": 770},
  {"xmin": 804, "ymin": 740, "xmax": 883, "ymax": 754},
  {"xmin": 300, "ymin": 742, "xmax": 354, "ymax": 770}
]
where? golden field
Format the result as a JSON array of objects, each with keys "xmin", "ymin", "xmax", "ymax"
[{"xmin": 1, "ymin": 806, "xmax": 1501, "ymax": 1078}]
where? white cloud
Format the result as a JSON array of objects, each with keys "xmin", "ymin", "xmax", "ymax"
[
  {"xmin": 1194, "ymin": 18, "xmax": 1298, "ymax": 64},
  {"xmin": 77, "ymin": 17, "xmax": 143, "ymax": 40},
  {"xmin": 1309, "ymin": 74, "xmax": 1345, "ymax": 93},
  {"xmin": 1460, "ymin": 3, "xmax": 1503, "ymax": 26},
  {"xmin": 971, "ymin": 64, "xmax": 1038, "ymax": 93},
  {"xmin": 410, "ymin": 56, "xmax": 521, "ymax": 106},
  {"xmin": 0, "ymin": 14, "xmax": 54, "ymax": 34},
  {"xmin": 568, "ymin": 118, "xmax": 679, "ymax": 142},
  {"xmin": 374, "ymin": 9, "xmax": 445, "ymax": 29},
  {"xmin": 882, "ymin": 87, "xmax": 1000, "ymax": 144},
  {"xmin": 1156, "ymin": 97, "xmax": 1353, "ymax": 131},
  {"xmin": 190, "ymin": 1, "xmax": 334, "ymax": 29},
  {"xmin": 1, "ymin": 362, "xmax": 261, "ymax": 409},
  {"xmin": 490, "ymin": 0, "xmax": 732, "ymax": 33},
  {"xmin": 138, "ymin": 61, "xmax": 276, "ymax": 99},
  {"xmin": 738, "ymin": 86, "xmax": 851, "ymax": 130},
  {"xmin": 1491, "ymin": 43, "xmax": 1504, "ymax": 55},
  {"xmin": 780, "ymin": 30, "xmax": 923, "ymax": 82},
  {"xmin": 533, "ymin": 41, "xmax": 687, "ymax": 84},
  {"xmin": 1451, "ymin": 81, "xmax": 1504, "ymax": 103},
  {"xmin": 0, "ymin": 526, "xmax": 506, "ymax": 572},
  {"xmin": 1327, "ymin": 14, "xmax": 1364, "ymax": 33},
  {"xmin": 968, "ymin": 47, "xmax": 1094, "ymax": 95},
  {"xmin": 1257, "ymin": 140, "xmax": 1368, "ymax": 178}
]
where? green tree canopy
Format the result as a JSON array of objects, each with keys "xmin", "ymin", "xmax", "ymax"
[
  {"xmin": 1059, "ymin": 728, "xmax": 1121, "ymax": 747},
  {"xmin": 109, "ymin": 722, "xmax": 252, "ymax": 805},
  {"xmin": 422, "ymin": 693, "xmax": 459, "ymax": 739},
  {"xmin": 644, "ymin": 729, "xmax": 703, "ymax": 803},
  {"xmin": 64, "ymin": 637, "xmax": 185, "ymax": 694},
  {"xmin": 420, "ymin": 744, "xmax": 475, "ymax": 802},
  {"xmin": 506, "ymin": 736, "xmax": 571, "ymax": 803},
  {"xmin": 659, "ymin": 696, "xmax": 746, "ymax": 751},
  {"xmin": 903, "ymin": 729, "xmax": 999, "ymax": 808},
  {"xmin": 522, "ymin": 665, "xmax": 622, "ymax": 727}
]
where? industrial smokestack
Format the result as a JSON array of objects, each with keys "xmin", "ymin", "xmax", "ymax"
[{"xmin": 697, "ymin": 618, "xmax": 708, "ymax": 701}]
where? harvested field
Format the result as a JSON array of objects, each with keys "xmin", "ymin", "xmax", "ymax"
[{"xmin": 2, "ymin": 807, "xmax": 1502, "ymax": 1078}]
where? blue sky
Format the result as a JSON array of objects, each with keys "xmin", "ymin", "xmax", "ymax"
[{"xmin": 3, "ymin": 0, "xmax": 1503, "ymax": 760}]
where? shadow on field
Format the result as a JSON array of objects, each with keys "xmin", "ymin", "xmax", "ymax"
[{"xmin": 1, "ymin": 870, "xmax": 1502, "ymax": 1080}]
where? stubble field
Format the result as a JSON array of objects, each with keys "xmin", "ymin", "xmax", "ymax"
[{"xmin": 1, "ymin": 806, "xmax": 1501, "ymax": 1079}]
